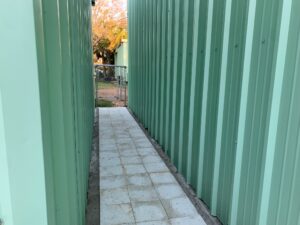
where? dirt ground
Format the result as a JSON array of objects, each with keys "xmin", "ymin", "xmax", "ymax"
[{"xmin": 97, "ymin": 85, "xmax": 126, "ymax": 107}]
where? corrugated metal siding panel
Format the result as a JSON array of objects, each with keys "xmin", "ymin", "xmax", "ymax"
[
  {"xmin": 33, "ymin": 0, "xmax": 94, "ymax": 224},
  {"xmin": 232, "ymin": 0, "xmax": 283, "ymax": 224},
  {"xmin": 170, "ymin": 0, "xmax": 184, "ymax": 167},
  {"xmin": 201, "ymin": 0, "xmax": 226, "ymax": 207},
  {"xmin": 178, "ymin": 0, "xmax": 194, "ymax": 178},
  {"xmin": 187, "ymin": 0, "xmax": 208, "ymax": 191},
  {"xmin": 265, "ymin": 1, "xmax": 300, "ymax": 224},
  {"xmin": 128, "ymin": 0, "xmax": 299, "ymax": 224},
  {"xmin": 0, "ymin": 0, "xmax": 93, "ymax": 224},
  {"xmin": 214, "ymin": 0, "xmax": 248, "ymax": 221}
]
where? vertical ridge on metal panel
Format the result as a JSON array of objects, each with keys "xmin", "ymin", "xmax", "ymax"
[
  {"xmin": 210, "ymin": 0, "xmax": 233, "ymax": 215},
  {"xmin": 170, "ymin": 0, "xmax": 183, "ymax": 166},
  {"xmin": 186, "ymin": 0, "xmax": 201, "ymax": 184},
  {"xmin": 197, "ymin": 0, "xmax": 214, "ymax": 197}
]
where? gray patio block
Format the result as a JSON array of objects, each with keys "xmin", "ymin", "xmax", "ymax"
[
  {"xmin": 100, "ymin": 175, "xmax": 127, "ymax": 190},
  {"xmin": 169, "ymin": 215, "xmax": 206, "ymax": 225},
  {"xmin": 161, "ymin": 197, "xmax": 198, "ymax": 218},
  {"xmin": 132, "ymin": 201, "xmax": 168, "ymax": 222},
  {"xmin": 100, "ymin": 188, "xmax": 130, "ymax": 205},
  {"xmin": 144, "ymin": 162, "xmax": 169, "ymax": 173},
  {"xmin": 100, "ymin": 165, "xmax": 124, "ymax": 177},
  {"xmin": 127, "ymin": 174, "xmax": 152, "ymax": 187},
  {"xmin": 128, "ymin": 186, "xmax": 159, "ymax": 202},
  {"xmin": 150, "ymin": 172, "xmax": 177, "ymax": 185},
  {"xmin": 124, "ymin": 164, "xmax": 147, "ymax": 175},
  {"xmin": 155, "ymin": 184, "xmax": 185, "ymax": 200},
  {"xmin": 121, "ymin": 155, "xmax": 142, "ymax": 165},
  {"xmin": 100, "ymin": 203, "xmax": 135, "ymax": 225}
]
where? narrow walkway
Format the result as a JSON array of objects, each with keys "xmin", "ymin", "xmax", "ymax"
[{"xmin": 99, "ymin": 108, "xmax": 206, "ymax": 225}]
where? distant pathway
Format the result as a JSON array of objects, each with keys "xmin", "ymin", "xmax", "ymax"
[{"xmin": 99, "ymin": 107, "xmax": 206, "ymax": 225}]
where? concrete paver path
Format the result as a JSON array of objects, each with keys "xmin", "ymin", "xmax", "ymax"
[{"xmin": 100, "ymin": 107, "xmax": 207, "ymax": 225}]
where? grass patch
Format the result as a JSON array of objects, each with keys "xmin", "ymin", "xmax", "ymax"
[
  {"xmin": 97, "ymin": 81, "xmax": 116, "ymax": 89},
  {"xmin": 96, "ymin": 99, "xmax": 114, "ymax": 107}
]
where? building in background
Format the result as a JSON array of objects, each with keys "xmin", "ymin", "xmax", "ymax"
[
  {"xmin": 114, "ymin": 39, "xmax": 128, "ymax": 80},
  {"xmin": 114, "ymin": 39, "xmax": 128, "ymax": 67}
]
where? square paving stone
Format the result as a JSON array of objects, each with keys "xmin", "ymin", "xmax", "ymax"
[
  {"xmin": 100, "ymin": 157, "xmax": 121, "ymax": 167},
  {"xmin": 132, "ymin": 201, "xmax": 168, "ymax": 222},
  {"xmin": 100, "ymin": 203, "xmax": 135, "ymax": 225},
  {"xmin": 155, "ymin": 184, "xmax": 185, "ymax": 200},
  {"xmin": 100, "ymin": 188, "xmax": 130, "ymax": 205},
  {"xmin": 120, "ymin": 149, "xmax": 139, "ymax": 157},
  {"xmin": 130, "ymin": 131, "xmax": 145, "ymax": 138},
  {"xmin": 142, "ymin": 155, "xmax": 163, "ymax": 164},
  {"xmin": 116, "ymin": 137, "xmax": 133, "ymax": 144},
  {"xmin": 116, "ymin": 135, "xmax": 132, "ymax": 140},
  {"xmin": 144, "ymin": 162, "xmax": 169, "ymax": 173},
  {"xmin": 135, "ymin": 140, "xmax": 153, "ymax": 148},
  {"xmin": 128, "ymin": 186, "xmax": 159, "ymax": 202},
  {"xmin": 100, "ymin": 144, "xmax": 118, "ymax": 152},
  {"xmin": 134, "ymin": 136, "xmax": 150, "ymax": 143},
  {"xmin": 121, "ymin": 155, "xmax": 143, "ymax": 165},
  {"xmin": 150, "ymin": 172, "xmax": 177, "ymax": 185},
  {"xmin": 169, "ymin": 215, "xmax": 206, "ymax": 225},
  {"xmin": 118, "ymin": 143, "xmax": 136, "ymax": 150},
  {"xmin": 127, "ymin": 174, "xmax": 152, "ymax": 186},
  {"xmin": 100, "ymin": 176, "xmax": 127, "ymax": 190},
  {"xmin": 100, "ymin": 134, "xmax": 115, "ymax": 140},
  {"xmin": 100, "ymin": 151, "xmax": 119, "ymax": 159},
  {"xmin": 137, "ymin": 148, "xmax": 158, "ymax": 156},
  {"xmin": 100, "ymin": 165, "xmax": 123, "ymax": 177},
  {"xmin": 136, "ymin": 221, "xmax": 170, "ymax": 225},
  {"xmin": 124, "ymin": 164, "xmax": 147, "ymax": 175},
  {"xmin": 100, "ymin": 139, "xmax": 116, "ymax": 146},
  {"xmin": 161, "ymin": 197, "xmax": 198, "ymax": 218}
]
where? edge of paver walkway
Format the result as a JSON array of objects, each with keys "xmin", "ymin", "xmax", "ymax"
[
  {"xmin": 86, "ymin": 108, "xmax": 100, "ymax": 225},
  {"xmin": 127, "ymin": 108, "xmax": 222, "ymax": 225}
]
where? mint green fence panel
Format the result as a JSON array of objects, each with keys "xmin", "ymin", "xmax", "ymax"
[
  {"xmin": 128, "ymin": 0, "xmax": 300, "ymax": 225},
  {"xmin": 0, "ymin": 0, "xmax": 94, "ymax": 224},
  {"xmin": 262, "ymin": 1, "xmax": 300, "ymax": 224},
  {"xmin": 35, "ymin": 0, "xmax": 94, "ymax": 224},
  {"xmin": 213, "ymin": 0, "xmax": 248, "ymax": 222}
]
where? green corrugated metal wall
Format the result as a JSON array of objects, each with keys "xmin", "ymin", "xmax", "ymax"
[
  {"xmin": 128, "ymin": 0, "xmax": 300, "ymax": 224},
  {"xmin": 0, "ymin": 0, "xmax": 94, "ymax": 225}
]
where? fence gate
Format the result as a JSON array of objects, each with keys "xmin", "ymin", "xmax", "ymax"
[{"xmin": 94, "ymin": 64, "xmax": 127, "ymax": 107}]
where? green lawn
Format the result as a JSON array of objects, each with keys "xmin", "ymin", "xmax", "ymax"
[
  {"xmin": 95, "ymin": 99, "xmax": 114, "ymax": 107},
  {"xmin": 97, "ymin": 81, "xmax": 116, "ymax": 89}
]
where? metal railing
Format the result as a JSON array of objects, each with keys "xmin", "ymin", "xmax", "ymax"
[{"xmin": 94, "ymin": 64, "xmax": 127, "ymax": 107}]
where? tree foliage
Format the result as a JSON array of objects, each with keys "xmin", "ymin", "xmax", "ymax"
[{"xmin": 92, "ymin": 0, "xmax": 127, "ymax": 63}]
